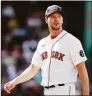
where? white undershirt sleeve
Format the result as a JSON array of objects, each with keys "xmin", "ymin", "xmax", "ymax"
[{"xmin": 69, "ymin": 39, "xmax": 87, "ymax": 66}]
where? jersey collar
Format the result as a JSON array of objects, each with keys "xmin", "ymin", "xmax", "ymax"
[{"xmin": 47, "ymin": 30, "xmax": 67, "ymax": 43}]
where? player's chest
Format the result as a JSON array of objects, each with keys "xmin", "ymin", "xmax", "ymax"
[
  {"xmin": 39, "ymin": 41, "xmax": 68, "ymax": 53},
  {"xmin": 39, "ymin": 42, "xmax": 69, "ymax": 61}
]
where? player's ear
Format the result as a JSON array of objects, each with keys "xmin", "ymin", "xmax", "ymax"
[{"xmin": 45, "ymin": 17, "xmax": 48, "ymax": 24}]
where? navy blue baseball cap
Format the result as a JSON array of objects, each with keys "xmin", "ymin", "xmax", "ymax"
[{"xmin": 45, "ymin": 5, "xmax": 64, "ymax": 17}]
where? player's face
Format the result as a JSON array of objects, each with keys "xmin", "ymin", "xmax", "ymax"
[{"xmin": 45, "ymin": 12, "xmax": 63, "ymax": 30}]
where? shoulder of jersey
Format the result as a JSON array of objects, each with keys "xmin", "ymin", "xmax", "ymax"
[
  {"xmin": 37, "ymin": 37, "xmax": 48, "ymax": 46},
  {"xmin": 66, "ymin": 31, "xmax": 81, "ymax": 43}
]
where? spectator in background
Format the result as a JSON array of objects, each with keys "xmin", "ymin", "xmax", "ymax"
[
  {"xmin": 16, "ymin": 52, "xmax": 28, "ymax": 74},
  {"xmin": 22, "ymin": 35, "xmax": 38, "ymax": 64},
  {"xmin": 11, "ymin": 44, "xmax": 22, "ymax": 59},
  {"xmin": 2, "ymin": 51, "xmax": 17, "ymax": 80},
  {"xmin": 1, "ymin": 48, "xmax": 9, "ymax": 89}
]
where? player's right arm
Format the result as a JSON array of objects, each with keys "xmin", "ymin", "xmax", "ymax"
[
  {"xmin": 4, "ymin": 64, "xmax": 40, "ymax": 93},
  {"xmin": 4, "ymin": 40, "xmax": 42, "ymax": 93}
]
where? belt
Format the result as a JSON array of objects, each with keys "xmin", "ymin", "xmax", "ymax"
[{"xmin": 45, "ymin": 84, "xmax": 65, "ymax": 89}]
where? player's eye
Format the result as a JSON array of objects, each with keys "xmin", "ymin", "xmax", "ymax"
[
  {"xmin": 50, "ymin": 16, "xmax": 55, "ymax": 19},
  {"xmin": 51, "ymin": 15, "xmax": 61, "ymax": 19}
]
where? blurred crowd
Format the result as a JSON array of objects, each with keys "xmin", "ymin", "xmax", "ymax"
[{"xmin": 1, "ymin": 4, "xmax": 49, "ymax": 96}]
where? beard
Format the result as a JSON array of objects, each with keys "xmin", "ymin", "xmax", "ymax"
[
  {"xmin": 51, "ymin": 25, "xmax": 61, "ymax": 30},
  {"xmin": 50, "ymin": 22, "xmax": 62, "ymax": 30}
]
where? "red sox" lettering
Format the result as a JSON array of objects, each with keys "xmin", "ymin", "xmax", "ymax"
[{"xmin": 41, "ymin": 51, "xmax": 65, "ymax": 61}]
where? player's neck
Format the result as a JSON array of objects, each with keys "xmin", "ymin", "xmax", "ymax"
[{"xmin": 49, "ymin": 28, "xmax": 63, "ymax": 37}]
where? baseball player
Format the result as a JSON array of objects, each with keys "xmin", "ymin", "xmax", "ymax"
[{"xmin": 4, "ymin": 5, "xmax": 89, "ymax": 95}]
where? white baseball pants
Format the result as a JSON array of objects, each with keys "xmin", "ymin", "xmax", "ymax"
[{"xmin": 44, "ymin": 83, "xmax": 81, "ymax": 95}]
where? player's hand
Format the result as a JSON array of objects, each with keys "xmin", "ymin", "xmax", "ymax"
[{"xmin": 4, "ymin": 81, "xmax": 16, "ymax": 93}]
